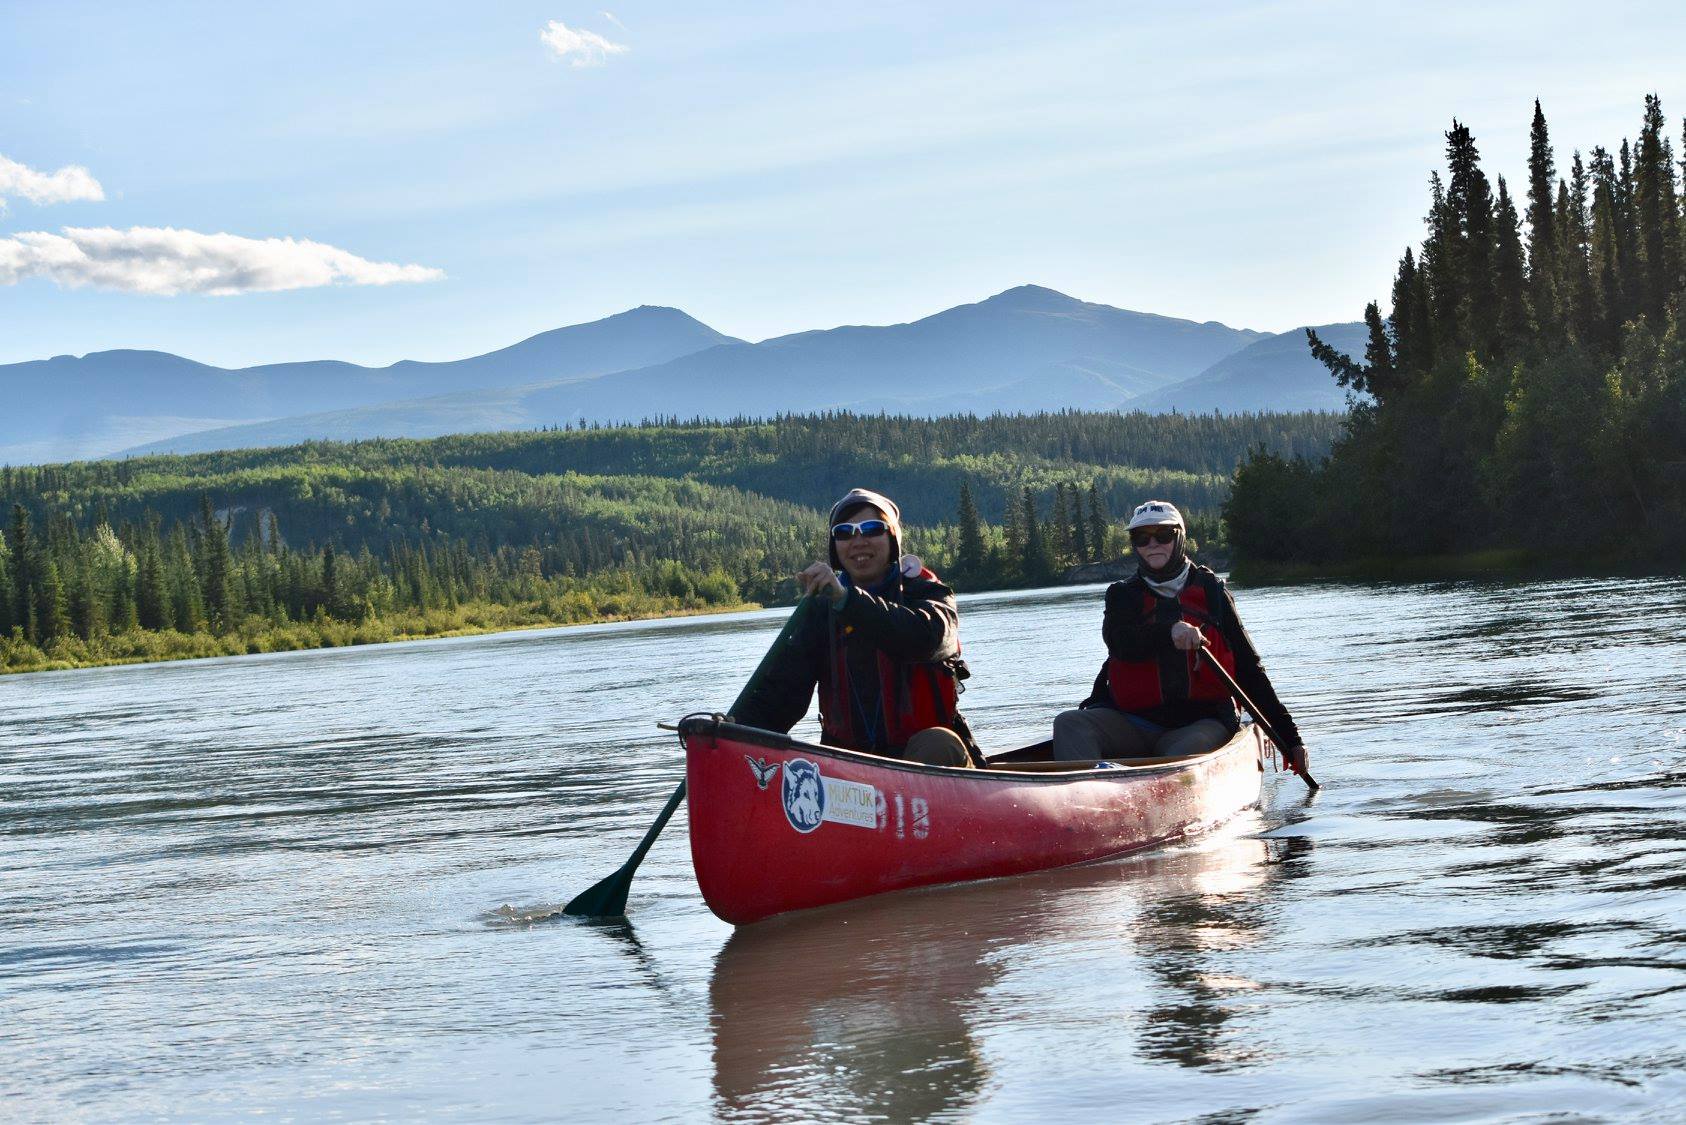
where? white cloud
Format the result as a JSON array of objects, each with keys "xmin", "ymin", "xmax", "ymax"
[
  {"xmin": 0, "ymin": 226, "xmax": 445, "ymax": 295},
  {"xmin": 539, "ymin": 19, "xmax": 627, "ymax": 67},
  {"xmin": 0, "ymin": 154, "xmax": 105, "ymax": 208},
  {"xmin": 601, "ymin": 11, "xmax": 627, "ymax": 31}
]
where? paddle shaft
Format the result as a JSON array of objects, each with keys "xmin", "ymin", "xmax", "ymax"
[
  {"xmin": 564, "ymin": 597, "xmax": 817, "ymax": 917},
  {"xmin": 1196, "ymin": 642, "xmax": 1320, "ymax": 791}
]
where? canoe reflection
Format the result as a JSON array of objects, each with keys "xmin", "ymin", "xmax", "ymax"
[{"xmin": 709, "ymin": 818, "xmax": 1297, "ymax": 1116}]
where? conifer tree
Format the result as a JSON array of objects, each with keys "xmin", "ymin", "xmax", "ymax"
[
  {"xmin": 10, "ymin": 505, "xmax": 34, "ymax": 641},
  {"xmin": 1050, "ymin": 485, "xmax": 1072, "ymax": 567},
  {"xmin": 1020, "ymin": 487, "xmax": 1046, "ymax": 583},
  {"xmin": 1633, "ymin": 94, "xmax": 1682, "ymax": 324},
  {"xmin": 1070, "ymin": 485, "xmax": 1089, "ymax": 563},
  {"xmin": 34, "ymin": 556, "xmax": 67, "ymax": 647},
  {"xmin": 1087, "ymin": 484, "xmax": 1109, "ymax": 562},
  {"xmin": 955, "ymin": 481, "xmax": 985, "ymax": 578},
  {"xmin": 136, "ymin": 537, "xmax": 172, "ymax": 631},
  {"xmin": 1446, "ymin": 121, "xmax": 1499, "ymax": 359},
  {"xmin": 1493, "ymin": 176, "xmax": 1532, "ymax": 355},
  {"xmin": 1525, "ymin": 100, "xmax": 1561, "ymax": 330},
  {"xmin": 199, "ymin": 495, "xmax": 236, "ymax": 632},
  {"xmin": 1001, "ymin": 487, "xmax": 1024, "ymax": 580},
  {"xmin": 1564, "ymin": 152, "xmax": 1596, "ymax": 344},
  {"xmin": 0, "ymin": 528, "xmax": 12, "ymax": 636}
]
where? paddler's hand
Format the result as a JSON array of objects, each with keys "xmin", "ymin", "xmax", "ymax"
[
  {"xmin": 797, "ymin": 562, "xmax": 848, "ymax": 606},
  {"xmin": 1280, "ymin": 743, "xmax": 1310, "ymax": 776},
  {"xmin": 1171, "ymin": 621, "xmax": 1205, "ymax": 651}
]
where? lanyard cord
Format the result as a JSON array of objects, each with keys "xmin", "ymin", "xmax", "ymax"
[{"xmin": 848, "ymin": 663, "xmax": 887, "ymax": 748}]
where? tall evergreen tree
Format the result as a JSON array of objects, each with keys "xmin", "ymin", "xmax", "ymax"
[
  {"xmin": 1525, "ymin": 99, "xmax": 1561, "ymax": 330},
  {"xmin": 1493, "ymin": 175, "xmax": 1532, "ymax": 355},
  {"xmin": 1564, "ymin": 152, "xmax": 1596, "ymax": 345},
  {"xmin": 955, "ymin": 481, "xmax": 985, "ymax": 578},
  {"xmin": 0, "ymin": 527, "xmax": 13, "ymax": 636},
  {"xmin": 198, "ymin": 494, "xmax": 236, "ymax": 632},
  {"xmin": 1050, "ymin": 484, "xmax": 1073, "ymax": 567},
  {"xmin": 10, "ymin": 505, "xmax": 34, "ymax": 642},
  {"xmin": 1633, "ymin": 94, "xmax": 1682, "ymax": 324},
  {"xmin": 1446, "ymin": 121, "xmax": 1499, "ymax": 359},
  {"xmin": 136, "ymin": 536, "xmax": 172, "ymax": 631},
  {"xmin": 1020, "ymin": 487, "xmax": 1046, "ymax": 582},
  {"xmin": 1087, "ymin": 484, "xmax": 1109, "ymax": 562},
  {"xmin": 34, "ymin": 556, "xmax": 67, "ymax": 647}
]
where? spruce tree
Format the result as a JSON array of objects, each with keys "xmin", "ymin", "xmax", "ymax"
[
  {"xmin": 136, "ymin": 537, "xmax": 172, "ymax": 631},
  {"xmin": 0, "ymin": 528, "xmax": 12, "ymax": 636},
  {"xmin": 1020, "ymin": 487, "xmax": 1046, "ymax": 583},
  {"xmin": 1493, "ymin": 175, "xmax": 1532, "ymax": 356},
  {"xmin": 34, "ymin": 557, "xmax": 67, "ymax": 647},
  {"xmin": 955, "ymin": 481, "xmax": 985, "ymax": 578},
  {"xmin": 199, "ymin": 495, "xmax": 236, "ymax": 632},
  {"xmin": 1001, "ymin": 488, "xmax": 1024, "ymax": 580},
  {"xmin": 1633, "ymin": 94, "xmax": 1682, "ymax": 324},
  {"xmin": 10, "ymin": 505, "xmax": 34, "ymax": 642},
  {"xmin": 1070, "ymin": 485, "xmax": 1089, "ymax": 563},
  {"xmin": 1050, "ymin": 485, "xmax": 1073, "ymax": 567},
  {"xmin": 1446, "ymin": 121, "xmax": 1499, "ymax": 359},
  {"xmin": 1087, "ymin": 484, "xmax": 1109, "ymax": 562},
  {"xmin": 1525, "ymin": 100, "xmax": 1561, "ymax": 330}
]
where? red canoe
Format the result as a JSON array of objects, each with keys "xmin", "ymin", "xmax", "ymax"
[{"xmin": 680, "ymin": 716, "xmax": 1269, "ymax": 925}]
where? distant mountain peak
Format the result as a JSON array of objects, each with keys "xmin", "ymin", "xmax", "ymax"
[{"xmin": 982, "ymin": 284, "xmax": 1078, "ymax": 307}]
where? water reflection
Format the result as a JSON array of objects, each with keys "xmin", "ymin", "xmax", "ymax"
[{"xmin": 708, "ymin": 822, "xmax": 1299, "ymax": 1115}]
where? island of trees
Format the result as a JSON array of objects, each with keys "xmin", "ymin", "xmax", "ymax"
[
  {"xmin": 1228, "ymin": 96, "xmax": 1686, "ymax": 572},
  {"xmin": 1, "ymin": 409, "xmax": 1340, "ymax": 673}
]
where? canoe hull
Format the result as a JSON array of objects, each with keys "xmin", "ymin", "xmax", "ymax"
[{"xmin": 683, "ymin": 719, "xmax": 1265, "ymax": 924}]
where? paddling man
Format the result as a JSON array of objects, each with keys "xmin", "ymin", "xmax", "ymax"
[
  {"xmin": 733, "ymin": 488, "xmax": 979, "ymax": 768},
  {"xmin": 1052, "ymin": 500, "xmax": 1309, "ymax": 774}
]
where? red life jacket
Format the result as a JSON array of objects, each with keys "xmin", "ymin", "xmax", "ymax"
[
  {"xmin": 1106, "ymin": 572, "xmax": 1240, "ymax": 712},
  {"xmin": 819, "ymin": 567, "xmax": 964, "ymax": 752}
]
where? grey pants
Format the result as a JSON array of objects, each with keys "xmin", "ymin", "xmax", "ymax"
[{"xmin": 1051, "ymin": 708, "xmax": 1231, "ymax": 761}]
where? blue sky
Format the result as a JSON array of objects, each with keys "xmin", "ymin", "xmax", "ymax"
[{"xmin": 3, "ymin": 0, "xmax": 1684, "ymax": 367}]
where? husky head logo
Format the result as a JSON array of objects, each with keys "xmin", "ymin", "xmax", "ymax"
[
  {"xmin": 781, "ymin": 758, "xmax": 825, "ymax": 833},
  {"xmin": 744, "ymin": 756, "xmax": 780, "ymax": 791}
]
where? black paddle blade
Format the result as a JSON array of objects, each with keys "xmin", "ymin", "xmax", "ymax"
[
  {"xmin": 563, "ymin": 865, "xmax": 634, "ymax": 918},
  {"xmin": 564, "ymin": 780, "xmax": 688, "ymax": 919}
]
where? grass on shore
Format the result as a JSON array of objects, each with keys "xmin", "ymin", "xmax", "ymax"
[{"xmin": 0, "ymin": 594, "xmax": 757, "ymax": 675}]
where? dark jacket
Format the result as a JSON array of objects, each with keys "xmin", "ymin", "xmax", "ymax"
[
  {"xmin": 732, "ymin": 568, "xmax": 974, "ymax": 757},
  {"xmin": 1082, "ymin": 564, "xmax": 1302, "ymax": 746}
]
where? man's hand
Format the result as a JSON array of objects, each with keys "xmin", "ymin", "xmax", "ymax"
[
  {"xmin": 1280, "ymin": 743, "xmax": 1310, "ymax": 776},
  {"xmin": 1170, "ymin": 621, "xmax": 1205, "ymax": 651},
  {"xmin": 797, "ymin": 561, "xmax": 847, "ymax": 606}
]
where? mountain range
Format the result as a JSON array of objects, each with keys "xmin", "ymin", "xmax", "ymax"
[{"xmin": 1, "ymin": 285, "xmax": 1361, "ymax": 464}]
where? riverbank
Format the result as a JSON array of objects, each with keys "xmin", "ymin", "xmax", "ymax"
[
  {"xmin": 1228, "ymin": 548, "xmax": 1559, "ymax": 585},
  {"xmin": 0, "ymin": 596, "xmax": 758, "ymax": 675}
]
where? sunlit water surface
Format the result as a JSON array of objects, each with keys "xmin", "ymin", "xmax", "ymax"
[{"xmin": 4, "ymin": 578, "xmax": 1685, "ymax": 1122}]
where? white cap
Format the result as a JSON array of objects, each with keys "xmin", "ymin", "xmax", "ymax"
[{"xmin": 1126, "ymin": 500, "xmax": 1184, "ymax": 530}]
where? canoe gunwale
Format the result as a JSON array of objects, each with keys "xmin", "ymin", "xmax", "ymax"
[{"xmin": 677, "ymin": 714, "xmax": 1258, "ymax": 786}]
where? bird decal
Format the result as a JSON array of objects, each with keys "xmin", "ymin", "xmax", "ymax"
[{"xmin": 744, "ymin": 756, "xmax": 781, "ymax": 791}]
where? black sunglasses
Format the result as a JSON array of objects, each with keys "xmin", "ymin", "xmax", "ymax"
[
  {"xmin": 832, "ymin": 519, "xmax": 890, "ymax": 541},
  {"xmin": 1129, "ymin": 527, "xmax": 1179, "ymax": 546}
]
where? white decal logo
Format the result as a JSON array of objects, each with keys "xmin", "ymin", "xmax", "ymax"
[
  {"xmin": 781, "ymin": 758, "xmax": 880, "ymax": 833},
  {"xmin": 782, "ymin": 759, "xmax": 825, "ymax": 833}
]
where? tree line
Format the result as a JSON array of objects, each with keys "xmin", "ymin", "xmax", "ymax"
[
  {"xmin": 1228, "ymin": 96, "xmax": 1686, "ymax": 566},
  {"xmin": 1, "ymin": 408, "xmax": 1338, "ymax": 672}
]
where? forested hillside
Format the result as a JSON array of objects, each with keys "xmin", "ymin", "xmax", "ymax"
[
  {"xmin": 0, "ymin": 409, "xmax": 1340, "ymax": 672},
  {"xmin": 1228, "ymin": 97, "xmax": 1686, "ymax": 570}
]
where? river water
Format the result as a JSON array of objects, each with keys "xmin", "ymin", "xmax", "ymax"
[{"xmin": 4, "ymin": 577, "xmax": 1685, "ymax": 1122}]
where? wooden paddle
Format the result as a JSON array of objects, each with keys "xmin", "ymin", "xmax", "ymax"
[
  {"xmin": 1195, "ymin": 641, "xmax": 1320, "ymax": 791},
  {"xmin": 564, "ymin": 595, "xmax": 817, "ymax": 918}
]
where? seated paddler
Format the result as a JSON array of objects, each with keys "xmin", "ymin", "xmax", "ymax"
[
  {"xmin": 731, "ymin": 488, "xmax": 979, "ymax": 768},
  {"xmin": 1052, "ymin": 500, "xmax": 1309, "ymax": 774}
]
